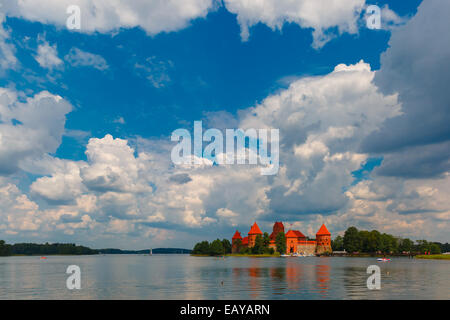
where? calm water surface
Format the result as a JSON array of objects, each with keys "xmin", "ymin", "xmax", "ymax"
[{"xmin": 0, "ymin": 255, "xmax": 448, "ymax": 299}]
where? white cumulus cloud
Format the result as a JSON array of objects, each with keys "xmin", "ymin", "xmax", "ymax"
[
  {"xmin": 223, "ymin": 0, "xmax": 366, "ymax": 48},
  {"xmin": 0, "ymin": 88, "xmax": 72, "ymax": 175},
  {"xmin": 2, "ymin": 0, "xmax": 214, "ymax": 35}
]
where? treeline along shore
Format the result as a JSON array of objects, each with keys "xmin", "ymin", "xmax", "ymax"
[
  {"xmin": 0, "ymin": 240, "xmax": 191, "ymax": 256},
  {"xmin": 192, "ymin": 226, "xmax": 450, "ymax": 257},
  {"xmin": 332, "ymin": 226, "xmax": 449, "ymax": 256},
  {"xmin": 0, "ymin": 241, "xmax": 97, "ymax": 256}
]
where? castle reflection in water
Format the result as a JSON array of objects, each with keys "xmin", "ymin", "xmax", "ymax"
[{"xmin": 230, "ymin": 259, "xmax": 331, "ymax": 299}]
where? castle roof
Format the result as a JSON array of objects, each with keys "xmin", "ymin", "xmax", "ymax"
[
  {"xmin": 316, "ymin": 224, "xmax": 331, "ymax": 236},
  {"xmin": 293, "ymin": 230, "xmax": 306, "ymax": 238},
  {"xmin": 242, "ymin": 236, "xmax": 249, "ymax": 245},
  {"xmin": 248, "ymin": 222, "xmax": 263, "ymax": 235},
  {"xmin": 285, "ymin": 230, "xmax": 298, "ymax": 238},
  {"xmin": 232, "ymin": 230, "xmax": 242, "ymax": 240},
  {"xmin": 270, "ymin": 221, "xmax": 285, "ymax": 240},
  {"xmin": 286, "ymin": 230, "xmax": 306, "ymax": 238},
  {"xmin": 273, "ymin": 221, "xmax": 284, "ymax": 229}
]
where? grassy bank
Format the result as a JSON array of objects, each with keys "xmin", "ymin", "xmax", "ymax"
[{"xmin": 415, "ymin": 254, "xmax": 450, "ymax": 260}]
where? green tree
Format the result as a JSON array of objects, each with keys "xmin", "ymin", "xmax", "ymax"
[
  {"xmin": 263, "ymin": 232, "xmax": 270, "ymax": 249},
  {"xmin": 6, "ymin": 242, "xmax": 97, "ymax": 255},
  {"xmin": 399, "ymin": 238, "xmax": 413, "ymax": 253},
  {"xmin": 210, "ymin": 239, "xmax": 225, "ymax": 256},
  {"xmin": 440, "ymin": 243, "xmax": 450, "ymax": 253},
  {"xmin": 0, "ymin": 240, "xmax": 12, "ymax": 256},
  {"xmin": 222, "ymin": 239, "xmax": 232, "ymax": 254},
  {"xmin": 331, "ymin": 235, "xmax": 344, "ymax": 251},
  {"xmin": 192, "ymin": 241, "xmax": 210, "ymax": 255},
  {"xmin": 430, "ymin": 243, "xmax": 441, "ymax": 254},
  {"xmin": 343, "ymin": 227, "xmax": 361, "ymax": 253},
  {"xmin": 416, "ymin": 240, "xmax": 428, "ymax": 253},
  {"xmin": 252, "ymin": 234, "xmax": 264, "ymax": 254},
  {"xmin": 367, "ymin": 230, "xmax": 381, "ymax": 253},
  {"xmin": 240, "ymin": 246, "xmax": 251, "ymax": 255},
  {"xmin": 275, "ymin": 232, "xmax": 286, "ymax": 254},
  {"xmin": 380, "ymin": 233, "xmax": 397, "ymax": 254},
  {"xmin": 359, "ymin": 230, "xmax": 370, "ymax": 252}
]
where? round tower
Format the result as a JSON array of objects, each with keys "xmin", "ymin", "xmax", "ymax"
[
  {"xmin": 270, "ymin": 221, "xmax": 285, "ymax": 241},
  {"xmin": 315, "ymin": 224, "xmax": 332, "ymax": 254},
  {"xmin": 231, "ymin": 230, "xmax": 242, "ymax": 253},
  {"xmin": 248, "ymin": 222, "xmax": 263, "ymax": 248}
]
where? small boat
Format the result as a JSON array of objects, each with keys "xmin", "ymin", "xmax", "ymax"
[
  {"xmin": 377, "ymin": 258, "xmax": 391, "ymax": 262},
  {"xmin": 40, "ymin": 257, "xmax": 47, "ymax": 260},
  {"xmin": 281, "ymin": 254, "xmax": 291, "ymax": 257}
]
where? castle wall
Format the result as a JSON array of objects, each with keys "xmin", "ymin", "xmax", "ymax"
[
  {"xmin": 296, "ymin": 241, "xmax": 316, "ymax": 255},
  {"xmin": 316, "ymin": 235, "xmax": 332, "ymax": 254},
  {"xmin": 248, "ymin": 234, "xmax": 257, "ymax": 248},
  {"xmin": 286, "ymin": 238, "xmax": 293, "ymax": 253}
]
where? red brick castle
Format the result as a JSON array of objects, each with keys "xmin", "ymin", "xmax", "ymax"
[{"xmin": 231, "ymin": 221, "xmax": 332, "ymax": 255}]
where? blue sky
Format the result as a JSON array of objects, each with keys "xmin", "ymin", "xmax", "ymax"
[
  {"xmin": 1, "ymin": 0, "xmax": 449, "ymax": 249},
  {"xmin": 3, "ymin": 1, "xmax": 418, "ymax": 160}
]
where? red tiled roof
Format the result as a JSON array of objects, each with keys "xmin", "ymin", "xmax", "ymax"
[
  {"xmin": 270, "ymin": 221, "xmax": 285, "ymax": 240},
  {"xmin": 273, "ymin": 221, "xmax": 284, "ymax": 230},
  {"xmin": 232, "ymin": 230, "xmax": 242, "ymax": 240},
  {"xmin": 248, "ymin": 222, "xmax": 263, "ymax": 235},
  {"xmin": 286, "ymin": 230, "xmax": 306, "ymax": 239},
  {"xmin": 242, "ymin": 236, "xmax": 249, "ymax": 245},
  {"xmin": 285, "ymin": 230, "xmax": 298, "ymax": 238},
  {"xmin": 316, "ymin": 224, "xmax": 331, "ymax": 236},
  {"xmin": 293, "ymin": 230, "xmax": 306, "ymax": 238}
]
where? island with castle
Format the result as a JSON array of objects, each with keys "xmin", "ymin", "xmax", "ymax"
[{"xmin": 231, "ymin": 222, "xmax": 332, "ymax": 256}]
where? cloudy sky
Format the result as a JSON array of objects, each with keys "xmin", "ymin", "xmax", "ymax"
[{"xmin": 0, "ymin": 0, "xmax": 448, "ymax": 249}]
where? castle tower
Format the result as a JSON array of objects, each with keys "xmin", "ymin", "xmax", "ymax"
[
  {"xmin": 231, "ymin": 230, "xmax": 242, "ymax": 253},
  {"xmin": 248, "ymin": 222, "xmax": 263, "ymax": 248},
  {"xmin": 285, "ymin": 230, "xmax": 299, "ymax": 254},
  {"xmin": 315, "ymin": 224, "xmax": 332, "ymax": 254},
  {"xmin": 269, "ymin": 221, "xmax": 285, "ymax": 241}
]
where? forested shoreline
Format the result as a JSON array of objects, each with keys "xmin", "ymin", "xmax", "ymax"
[
  {"xmin": 0, "ymin": 241, "xmax": 98, "ymax": 256},
  {"xmin": 331, "ymin": 227, "xmax": 449, "ymax": 255},
  {"xmin": 0, "ymin": 240, "xmax": 191, "ymax": 256}
]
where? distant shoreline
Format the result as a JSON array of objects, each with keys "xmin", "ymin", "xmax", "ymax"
[{"xmin": 0, "ymin": 241, "xmax": 192, "ymax": 257}]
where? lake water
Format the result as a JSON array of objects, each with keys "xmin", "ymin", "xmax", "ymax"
[{"xmin": 0, "ymin": 255, "xmax": 448, "ymax": 299}]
